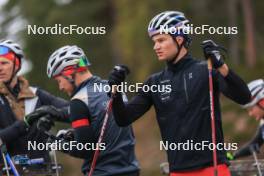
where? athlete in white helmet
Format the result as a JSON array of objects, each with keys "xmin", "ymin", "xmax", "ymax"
[
  {"xmin": 243, "ymin": 79, "xmax": 264, "ymax": 119},
  {"xmin": 108, "ymin": 11, "xmax": 251, "ymax": 176},
  {"xmin": 41, "ymin": 45, "xmax": 140, "ymax": 175},
  {"xmin": 228, "ymin": 79, "xmax": 264, "ymax": 159},
  {"xmin": 0, "ymin": 39, "xmax": 69, "ymax": 168}
]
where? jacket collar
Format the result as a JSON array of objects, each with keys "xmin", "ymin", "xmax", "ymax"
[
  {"xmin": 0, "ymin": 76, "xmax": 35, "ymax": 99},
  {"xmin": 71, "ymin": 76, "xmax": 99, "ymax": 97},
  {"xmin": 166, "ymin": 54, "xmax": 193, "ymax": 73}
]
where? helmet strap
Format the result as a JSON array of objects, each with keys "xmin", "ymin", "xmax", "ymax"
[
  {"xmin": 61, "ymin": 70, "xmax": 77, "ymax": 89},
  {"xmin": 4, "ymin": 55, "xmax": 20, "ymax": 88},
  {"xmin": 168, "ymin": 35, "xmax": 185, "ymax": 64}
]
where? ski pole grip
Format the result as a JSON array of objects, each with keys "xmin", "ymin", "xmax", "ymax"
[
  {"xmin": 111, "ymin": 65, "xmax": 130, "ymax": 96},
  {"xmin": 207, "ymin": 58, "xmax": 213, "ymax": 70},
  {"xmin": 111, "ymin": 85, "xmax": 117, "ymax": 95}
]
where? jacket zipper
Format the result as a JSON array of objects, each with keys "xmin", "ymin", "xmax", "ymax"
[{"xmin": 184, "ymin": 74, "xmax": 189, "ymax": 103}]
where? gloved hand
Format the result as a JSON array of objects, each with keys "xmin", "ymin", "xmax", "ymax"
[
  {"xmin": 108, "ymin": 65, "xmax": 130, "ymax": 86},
  {"xmin": 201, "ymin": 40, "xmax": 227, "ymax": 69},
  {"xmin": 226, "ymin": 152, "xmax": 235, "ymax": 160},
  {"xmin": 24, "ymin": 113, "xmax": 40, "ymax": 127},
  {"xmin": 37, "ymin": 115, "xmax": 55, "ymax": 132},
  {"xmin": 56, "ymin": 129, "xmax": 74, "ymax": 141},
  {"xmin": 108, "ymin": 65, "xmax": 130, "ymax": 96},
  {"xmin": 24, "ymin": 106, "xmax": 65, "ymax": 126}
]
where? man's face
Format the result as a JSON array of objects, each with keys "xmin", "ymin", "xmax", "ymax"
[
  {"xmin": 54, "ymin": 75, "xmax": 74, "ymax": 96},
  {"xmin": 152, "ymin": 34, "xmax": 179, "ymax": 61},
  {"xmin": 0, "ymin": 59, "xmax": 15, "ymax": 82},
  {"xmin": 247, "ymin": 105, "xmax": 264, "ymax": 121}
]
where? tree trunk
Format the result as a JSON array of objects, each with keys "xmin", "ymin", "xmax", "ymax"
[
  {"xmin": 227, "ymin": 0, "xmax": 239, "ymax": 64},
  {"xmin": 241, "ymin": 0, "xmax": 256, "ymax": 68}
]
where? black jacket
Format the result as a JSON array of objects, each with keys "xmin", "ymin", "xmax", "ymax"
[
  {"xmin": 66, "ymin": 76, "xmax": 139, "ymax": 175},
  {"xmin": 0, "ymin": 82, "xmax": 68, "ymax": 161},
  {"xmin": 112, "ymin": 55, "xmax": 251, "ymax": 172}
]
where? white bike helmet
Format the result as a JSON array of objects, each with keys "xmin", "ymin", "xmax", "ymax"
[
  {"xmin": 47, "ymin": 45, "xmax": 90, "ymax": 78},
  {"xmin": 0, "ymin": 39, "xmax": 24, "ymax": 60},
  {"xmin": 243, "ymin": 79, "xmax": 264, "ymax": 108},
  {"xmin": 148, "ymin": 11, "xmax": 190, "ymax": 38}
]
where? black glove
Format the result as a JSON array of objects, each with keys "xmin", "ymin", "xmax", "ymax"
[
  {"xmin": 37, "ymin": 115, "xmax": 55, "ymax": 132},
  {"xmin": 24, "ymin": 106, "xmax": 65, "ymax": 126},
  {"xmin": 24, "ymin": 113, "xmax": 40, "ymax": 127},
  {"xmin": 201, "ymin": 40, "xmax": 227, "ymax": 69},
  {"xmin": 108, "ymin": 65, "xmax": 130, "ymax": 96}
]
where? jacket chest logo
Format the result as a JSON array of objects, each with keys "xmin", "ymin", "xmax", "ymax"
[
  {"xmin": 159, "ymin": 79, "xmax": 171, "ymax": 102},
  {"xmin": 188, "ymin": 73, "xmax": 193, "ymax": 79}
]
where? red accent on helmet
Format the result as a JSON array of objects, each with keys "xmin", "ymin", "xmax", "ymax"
[
  {"xmin": 0, "ymin": 52, "xmax": 20, "ymax": 66},
  {"xmin": 54, "ymin": 65, "xmax": 88, "ymax": 78}
]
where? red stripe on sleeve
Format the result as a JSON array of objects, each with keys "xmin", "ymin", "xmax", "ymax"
[{"xmin": 71, "ymin": 119, "xmax": 90, "ymax": 128}]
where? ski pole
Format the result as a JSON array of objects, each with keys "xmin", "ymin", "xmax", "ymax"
[
  {"xmin": 2, "ymin": 150, "xmax": 10, "ymax": 176},
  {"xmin": 208, "ymin": 58, "xmax": 218, "ymax": 176},
  {"xmin": 202, "ymin": 40, "xmax": 228, "ymax": 176},
  {"xmin": 52, "ymin": 150, "xmax": 59, "ymax": 176},
  {"xmin": 88, "ymin": 97, "xmax": 113, "ymax": 176},
  {"xmin": 37, "ymin": 118, "xmax": 60, "ymax": 176},
  {"xmin": 0, "ymin": 139, "xmax": 20, "ymax": 176},
  {"xmin": 250, "ymin": 145, "xmax": 262, "ymax": 176},
  {"xmin": 5, "ymin": 153, "xmax": 20, "ymax": 176},
  {"xmin": 87, "ymin": 66, "xmax": 129, "ymax": 176},
  {"xmin": 45, "ymin": 134, "xmax": 60, "ymax": 176},
  {"xmin": 0, "ymin": 138, "xmax": 9, "ymax": 176}
]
